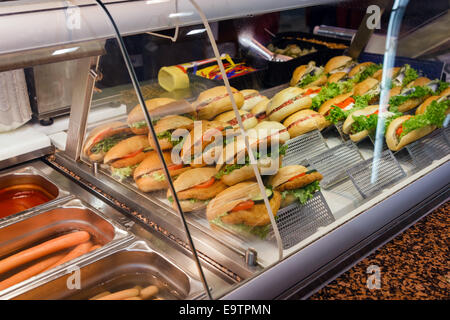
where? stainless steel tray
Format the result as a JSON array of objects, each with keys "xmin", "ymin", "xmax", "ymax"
[
  {"xmin": 8, "ymin": 240, "xmax": 204, "ymax": 300},
  {"xmin": 0, "ymin": 166, "xmax": 72, "ymax": 223},
  {"xmin": 0, "ymin": 197, "xmax": 131, "ymax": 296}
]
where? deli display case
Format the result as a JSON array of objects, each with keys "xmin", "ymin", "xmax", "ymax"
[{"xmin": 0, "ymin": 0, "xmax": 448, "ymax": 300}]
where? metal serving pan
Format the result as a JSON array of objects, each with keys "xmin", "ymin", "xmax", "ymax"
[
  {"xmin": 10, "ymin": 240, "xmax": 204, "ymax": 300},
  {"xmin": 0, "ymin": 166, "xmax": 71, "ymax": 223},
  {"xmin": 0, "ymin": 198, "xmax": 131, "ymax": 296}
]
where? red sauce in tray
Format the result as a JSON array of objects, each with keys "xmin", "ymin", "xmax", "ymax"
[{"xmin": 0, "ymin": 185, "xmax": 52, "ymax": 219}]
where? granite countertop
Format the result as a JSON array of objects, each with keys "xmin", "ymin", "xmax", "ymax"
[{"xmin": 310, "ymin": 202, "xmax": 450, "ymax": 300}]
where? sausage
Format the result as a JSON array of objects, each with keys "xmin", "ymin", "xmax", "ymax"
[
  {"xmin": 0, "ymin": 253, "xmax": 66, "ymax": 291},
  {"xmin": 88, "ymin": 245, "xmax": 102, "ymax": 252},
  {"xmin": 96, "ymin": 288, "xmax": 140, "ymax": 300},
  {"xmin": 0, "ymin": 231, "xmax": 90, "ymax": 275},
  {"xmin": 124, "ymin": 296, "xmax": 142, "ymax": 300},
  {"xmin": 89, "ymin": 291, "xmax": 111, "ymax": 300},
  {"xmin": 44, "ymin": 241, "xmax": 93, "ymax": 272},
  {"xmin": 140, "ymin": 285, "xmax": 159, "ymax": 300}
]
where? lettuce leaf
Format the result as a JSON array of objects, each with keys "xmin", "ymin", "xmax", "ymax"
[
  {"xmin": 90, "ymin": 133, "xmax": 130, "ymax": 154},
  {"xmin": 311, "ymin": 82, "xmax": 353, "ymax": 110},
  {"xmin": 281, "ymin": 181, "xmax": 320, "ymax": 205},
  {"xmin": 351, "ymin": 63, "xmax": 382, "ymax": 83},
  {"xmin": 157, "ymin": 131, "xmax": 184, "ymax": 147},
  {"xmin": 296, "ymin": 72, "xmax": 320, "ymax": 88},
  {"xmin": 151, "ymin": 171, "xmax": 166, "ymax": 181},
  {"xmin": 436, "ymin": 81, "xmax": 449, "ymax": 95},
  {"xmin": 399, "ymin": 99, "xmax": 449, "ymax": 139},
  {"xmin": 402, "ymin": 65, "xmax": 418, "ymax": 87},
  {"xmin": 130, "ymin": 121, "xmax": 147, "ymax": 129},
  {"xmin": 325, "ymin": 94, "xmax": 373, "ymax": 124},
  {"xmin": 350, "ymin": 111, "xmax": 402, "ymax": 135},
  {"xmin": 389, "ymin": 85, "xmax": 433, "ymax": 112},
  {"xmin": 111, "ymin": 164, "xmax": 139, "ymax": 181}
]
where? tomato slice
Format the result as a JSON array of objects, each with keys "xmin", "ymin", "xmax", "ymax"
[
  {"xmin": 288, "ymin": 172, "xmax": 306, "ymax": 181},
  {"xmin": 396, "ymin": 126, "xmax": 403, "ymax": 137},
  {"xmin": 231, "ymin": 200, "xmax": 254, "ymax": 212},
  {"xmin": 336, "ymin": 97, "xmax": 355, "ymax": 109},
  {"xmin": 194, "ymin": 177, "xmax": 215, "ymax": 189},
  {"xmin": 304, "ymin": 88, "xmax": 321, "ymax": 96},
  {"xmin": 168, "ymin": 164, "xmax": 183, "ymax": 171},
  {"xmin": 121, "ymin": 148, "xmax": 143, "ymax": 159}
]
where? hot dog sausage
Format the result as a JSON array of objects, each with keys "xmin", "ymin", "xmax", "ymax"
[
  {"xmin": 96, "ymin": 288, "xmax": 140, "ymax": 300},
  {"xmin": 45, "ymin": 241, "xmax": 93, "ymax": 272},
  {"xmin": 0, "ymin": 231, "xmax": 90, "ymax": 275},
  {"xmin": 0, "ymin": 253, "xmax": 66, "ymax": 291}
]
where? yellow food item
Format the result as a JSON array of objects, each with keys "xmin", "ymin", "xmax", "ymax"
[{"xmin": 158, "ymin": 66, "xmax": 190, "ymax": 92}]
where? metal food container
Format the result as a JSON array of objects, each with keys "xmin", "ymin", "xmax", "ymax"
[
  {"xmin": 0, "ymin": 198, "xmax": 130, "ymax": 296},
  {"xmin": 0, "ymin": 166, "xmax": 71, "ymax": 222},
  {"xmin": 10, "ymin": 241, "xmax": 205, "ymax": 300}
]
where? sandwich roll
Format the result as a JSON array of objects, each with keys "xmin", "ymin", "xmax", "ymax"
[
  {"xmin": 415, "ymin": 96, "xmax": 440, "ymax": 115},
  {"xmin": 148, "ymin": 115, "xmax": 194, "ymax": 150},
  {"xmin": 214, "ymin": 110, "xmax": 258, "ymax": 130},
  {"xmin": 127, "ymin": 98, "xmax": 177, "ymax": 134},
  {"xmin": 353, "ymin": 77, "xmax": 379, "ymax": 96},
  {"xmin": 104, "ymin": 135, "xmax": 150, "ymax": 168},
  {"xmin": 133, "ymin": 151, "xmax": 189, "ymax": 192},
  {"xmin": 290, "ymin": 61, "xmax": 327, "ymax": 88},
  {"xmin": 240, "ymin": 89, "xmax": 267, "ymax": 111},
  {"xmin": 194, "ymin": 86, "xmax": 244, "ymax": 120},
  {"xmin": 215, "ymin": 136, "xmax": 283, "ymax": 186},
  {"xmin": 251, "ymin": 98, "xmax": 270, "ymax": 122},
  {"xmin": 385, "ymin": 115, "xmax": 436, "ymax": 151},
  {"xmin": 83, "ymin": 121, "xmax": 133, "ymax": 162},
  {"xmin": 391, "ymin": 78, "xmax": 435, "ymax": 113},
  {"xmin": 324, "ymin": 56, "xmax": 356, "ymax": 74},
  {"xmin": 372, "ymin": 67, "xmax": 400, "ymax": 82},
  {"xmin": 206, "ymin": 181, "xmax": 281, "ymax": 228},
  {"xmin": 283, "ymin": 109, "xmax": 328, "ymax": 138},
  {"xmin": 416, "ymin": 88, "xmax": 450, "ymax": 115},
  {"xmin": 268, "ymin": 165, "xmax": 323, "ymax": 207},
  {"xmin": 327, "ymin": 72, "xmax": 348, "ymax": 84},
  {"xmin": 248, "ymin": 121, "xmax": 290, "ymax": 144},
  {"xmin": 267, "ymin": 87, "xmax": 312, "ymax": 122},
  {"xmin": 318, "ymin": 91, "xmax": 354, "ymax": 117},
  {"xmin": 389, "ymin": 86, "xmax": 402, "ymax": 98},
  {"xmin": 180, "ymin": 120, "xmax": 229, "ymax": 167},
  {"xmin": 342, "ymin": 105, "xmax": 380, "ymax": 142},
  {"xmin": 406, "ymin": 77, "xmax": 431, "ymax": 88},
  {"xmin": 166, "ymin": 167, "xmax": 227, "ymax": 212},
  {"xmin": 348, "ymin": 62, "xmax": 375, "ymax": 78}
]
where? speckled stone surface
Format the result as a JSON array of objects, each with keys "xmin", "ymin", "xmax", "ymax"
[{"xmin": 310, "ymin": 202, "xmax": 450, "ymax": 300}]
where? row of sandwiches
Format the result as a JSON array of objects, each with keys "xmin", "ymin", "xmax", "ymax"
[
  {"xmin": 80, "ymin": 54, "xmax": 449, "ymax": 237},
  {"xmin": 81, "ymin": 88, "xmax": 324, "ymax": 238},
  {"xmin": 288, "ymin": 56, "xmax": 449, "ymax": 150}
]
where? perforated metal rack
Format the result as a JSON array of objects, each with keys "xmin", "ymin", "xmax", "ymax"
[
  {"xmin": 334, "ymin": 121, "xmax": 350, "ymax": 142},
  {"xmin": 282, "ymin": 130, "xmax": 329, "ymax": 166},
  {"xmin": 346, "ymin": 149, "xmax": 406, "ymax": 198},
  {"xmin": 275, "ymin": 192, "xmax": 334, "ymax": 250},
  {"xmin": 307, "ymin": 141, "xmax": 364, "ymax": 189},
  {"xmin": 443, "ymin": 125, "xmax": 450, "ymax": 144},
  {"xmin": 369, "ymin": 134, "xmax": 388, "ymax": 150},
  {"xmin": 405, "ymin": 128, "xmax": 450, "ymax": 168}
]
